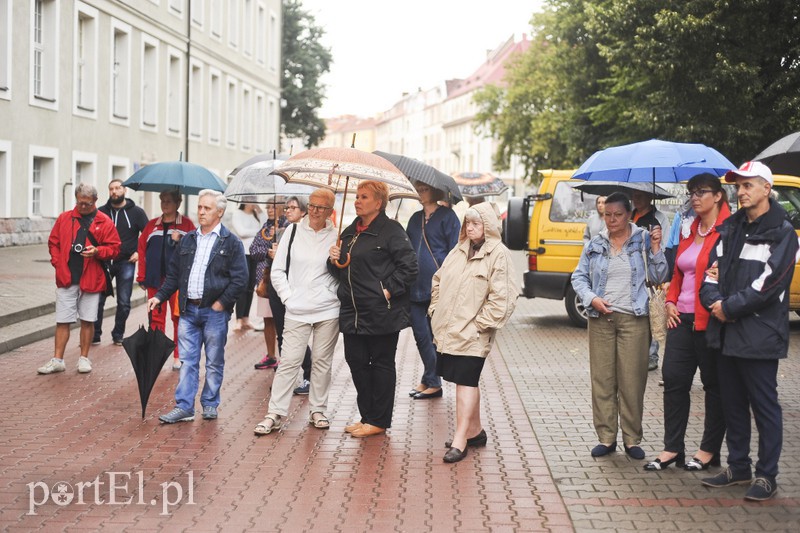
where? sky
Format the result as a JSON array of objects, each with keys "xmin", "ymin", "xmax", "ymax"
[{"xmin": 298, "ymin": 0, "xmax": 544, "ymax": 118}]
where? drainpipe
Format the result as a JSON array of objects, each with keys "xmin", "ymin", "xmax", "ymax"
[{"xmin": 183, "ymin": 1, "xmax": 191, "ymax": 215}]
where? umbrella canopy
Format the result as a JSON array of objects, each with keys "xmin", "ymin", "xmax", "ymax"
[
  {"xmin": 373, "ymin": 150, "xmax": 463, "ymax": 203},
  {"xmin": 452, "ymin": 172, "xmax": 509, "ymax": 199},
  {"xmin": 225, "ymin": 158, "xmax": 316, "ymax": 203},
  {"xmin": 572, "ymin": 139, "xmax": 736, "ymax": 182},
  {"xmin": 122, "ymin": 324, "xmax": 175, "ymax": 419},
  {"xmin": 571, "ymin": 181, "xmax": 675, "ymax": 200},
  {"xmin": 271, "ymin": 146, "xmax": 416, "ymax": 268},
  {"xmin": 123, "ymin": 161, "xmax": 227, "ymax": 194},
  {"xmin": 270, "ymin": 147, "xmax": 417, "ymax": 201},
  {"xmin": 753, "ymin": 131, "xmax": 800, "ymax": 176}
]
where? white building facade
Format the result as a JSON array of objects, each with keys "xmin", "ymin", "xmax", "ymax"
[{"xmin": 0, "ymin": 0, "xmax": 282, "ymax": 246}]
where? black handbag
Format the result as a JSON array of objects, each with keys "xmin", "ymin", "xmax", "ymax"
[{"xmin": 86, "ymin": 230, "xmax": 115, "ymax": 298}]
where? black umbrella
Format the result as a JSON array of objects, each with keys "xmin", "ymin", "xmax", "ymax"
[
  {"xmin": 754, "ymin": 131, "xmax": 800, "ymax": 176},
  {"xmin": 123, "ymin": 317, "xmax": 175, "ymax": 419},
  {"xmin": 571, "ymin": 180, "xmax": 675, "ymax": 200},
  {"xmin": 374, "ymin": 150, "xmax": 463, "ymax": 203}
]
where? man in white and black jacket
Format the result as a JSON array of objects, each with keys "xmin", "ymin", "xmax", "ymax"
[{"xmin": 699, "ymin": 161, "xmax": 799, "ymax": 501}]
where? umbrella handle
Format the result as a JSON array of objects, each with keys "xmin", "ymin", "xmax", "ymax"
[{"xmin": 333, "ymin": 237, "xmax": 351, "ymax": 268}]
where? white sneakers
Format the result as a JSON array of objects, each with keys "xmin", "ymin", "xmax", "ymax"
[
  {"xmin": 37, "ymin": 358, "xmax": 66, "ymax": 374},
  {"xmin": 37, "ymin": 357, "xmax": 92, "ymax": 374},
  {"xmin": 77, "ymin": 356, "xmax": 92, "ymax": 373}
]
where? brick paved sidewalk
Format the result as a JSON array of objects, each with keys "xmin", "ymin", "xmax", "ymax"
[{"xmin": 0, "ymin": 303, "xmax": 569, "ymax": 532}]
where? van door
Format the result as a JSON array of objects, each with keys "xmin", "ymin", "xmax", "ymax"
[{"xmin": 770, "ymin": 182, "xmax": 800, "ymax": 308}]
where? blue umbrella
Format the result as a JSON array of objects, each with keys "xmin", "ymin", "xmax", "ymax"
[
  {"xmin": 123, "ymin": 161, "xmax": 227, "ymax": 194},
  {"xmin": 572, "ymin": 139, "xmax": 736, "ymax": 183}
]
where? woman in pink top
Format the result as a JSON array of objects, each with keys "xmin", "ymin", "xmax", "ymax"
[{"xmin": 644, "ymin": 173, "xmax": 731, "ymax": 471}]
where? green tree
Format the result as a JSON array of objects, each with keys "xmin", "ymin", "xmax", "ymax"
[
  {"xmin": 475, "ymin": 0, "xmax": 800, "ymax": 181},
  {"xmin": 281, "ymin": 0, "xmax": 332, "ymax": 148}
]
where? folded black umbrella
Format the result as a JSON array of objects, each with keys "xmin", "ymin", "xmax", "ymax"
[
  {"xmin": 374, "ymin": 150, "xmax": 463, "ymax": 204},
  {"xmin": 123, "ymin": 321, "xmax": 175, "ymax": 419},
  {"xmin": 754, "ymin": 131, "xmax": 800, "ymax": 176}
]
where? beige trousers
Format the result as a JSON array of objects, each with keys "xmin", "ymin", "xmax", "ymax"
[
  {"xmin": 588, "ymin": 313, "xmax": 650, "ymax": 446},
  {"xmin": 268, "ymin": 317, "xmax": 340, "ymax": 417}
]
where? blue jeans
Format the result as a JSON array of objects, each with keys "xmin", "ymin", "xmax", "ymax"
[
  {"xmin": 95, "ymin": 261, "xmax": 136, "ymax": 341},
  {"xmin": 410, "ymin": 301, "xmax": 441, "ymax": 388},
  {"xmin": 175, "ymin": 304, "xmax": 231, "ymax": 412}
]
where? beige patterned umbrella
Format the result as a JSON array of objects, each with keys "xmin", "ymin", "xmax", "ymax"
[{"xmin": 270, "ymin": 146, "xmax": 417, "ymax": 267}]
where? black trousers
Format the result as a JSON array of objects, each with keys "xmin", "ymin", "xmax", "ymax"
[
  {"xmin": 661, "ymin": 314, "xmax": 725, "ymax": 454},
  {"xmin": 718, "ymin": 355, "xmax": 781, "ymax": 480},
  {"xmin": 235, "ymin": 255, "xmax": 257, "ymax": 319},
  {"xmin": 344, "ymin": 332, "xmax": 399, "ymax": 429}
]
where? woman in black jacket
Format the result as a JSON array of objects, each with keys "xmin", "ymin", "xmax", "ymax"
[{"xmin": 329, "ymin": 181, "xmax": 418, "ymax": 438}]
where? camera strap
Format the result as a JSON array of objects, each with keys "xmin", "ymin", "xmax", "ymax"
[{"xmin": 72, "ymin": 211, "xmax": 97, "ymax": 252}]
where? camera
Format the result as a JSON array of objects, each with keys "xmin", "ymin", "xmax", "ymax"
[{"xmin": 72, "ymin": 243, "xmax": 84, "ymax": 253}]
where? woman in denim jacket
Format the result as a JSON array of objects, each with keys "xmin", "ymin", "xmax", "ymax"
[{"xmin": 571, "ymin": 192, "xmax": 667, "ymax": 460}]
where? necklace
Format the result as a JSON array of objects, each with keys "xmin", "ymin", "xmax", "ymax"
[{"xmin": 697, "ymin": 223, "xmax": 713, "ymax": 238}]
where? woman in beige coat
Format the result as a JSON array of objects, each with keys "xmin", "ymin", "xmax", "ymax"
[{"xmin": 430, "ymin": 202, "xmax": 518, "ymax": 463}]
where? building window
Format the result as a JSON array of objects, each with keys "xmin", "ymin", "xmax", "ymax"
[
  {"xmin": 210, "ymin": 0, "xmax": 222, "ymax": 38},
  {"xmin": 226, "ymin": 78, "xmax": 238, "ymax": 147},
  {"xmin": 255, "ymin": 92, "xmax": 265, "ymax": 152},
  {"xmin": 29, "ymin": 146, "xmax": 57, "ymax": 218},
  {"xmin": 189, "ymin": 61, "xmax": 203, "ymax": 139},
  {"xmin": 169, "ymin": 0, "xmax": 184, "ymax": 15},
  {"xmin": 110, "ymin": 20, "xmax": 131, "ymax": 123},
  {"xmin": 228, "ymin": 0, "xmax": 238, "ymax": 49},
  {"xmin": 243, "ymin": 0, "xmax": 253, "ymax": 57},
  {"xmin": 109, "ymin": 157, "xmax": 130, "ymax": 187},
  {"xmin": 256, "ymin": 2, "xmax": 265, "ymax": 65},
  {"xmin": 30, "ymin": 0, "xmax": 59, "ymax": 109},
  {"xmin": 268, "ymin": 11, "xmax": 278, "ymax": 72},
  {"xmin": 141, "ymin": 35, "xmax": 159, "ymax": 130},
  {"xmin": 191, "ymin": 0, "xmax": 203, "ymax": 27},
  {"xmin": 167, "ymin": 49, "xmax": 183, "ymax": 134},
  {"xmin": 208, "ymin": 69, "xmax": 221, "ymax": 143},
  {"xmin": 72, "ymin": 152, "xmax": 96, "ymax": 189},
  {"xmin": 241, "ymin": 85, "xmax": 252, "ymax": 150},
  {"xmin": 74, "ymin": 4, "xmax": 98, "ymax": 116},
  {"xmin": 0, "ymin": 0, "xmax": 11, "ymax": 99}
]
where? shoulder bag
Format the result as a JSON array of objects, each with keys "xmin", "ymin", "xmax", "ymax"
[{"xmin": 642, "ymin": 246, "xmax": 666, "ymax": 346}]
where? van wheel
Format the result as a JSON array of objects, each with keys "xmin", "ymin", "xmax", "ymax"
[
  {"xmin": 503, "ymin": 197, "xmax": 528, "ymax": 250},
  {"xmin": 565, "ymin": 285, "xmax": 588, "ymax": 328}
]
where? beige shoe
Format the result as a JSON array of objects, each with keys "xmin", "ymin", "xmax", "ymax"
[
  {"xmin": 350, "ymin": 424, "xmax": 385, "ymax": 438},
  {"xmin": 37, "ymin": 358, "xmax": 66, "ymax": 375},
  {"xmin": 344, "ymin": 422, "xmax": 363, "ymax": 434}
]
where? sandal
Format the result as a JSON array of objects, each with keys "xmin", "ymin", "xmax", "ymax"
[
  {"xmin": 254, "ymin": 414, "xmax": 282, "ymax": 435},
  {"xmin": 308, "ymin": 412, "xmax": 330, "ymax": 430}
]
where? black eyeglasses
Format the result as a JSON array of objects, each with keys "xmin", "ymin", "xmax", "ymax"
[
  {"xmin": 689, "ymin": 189, "xmax": 714, "ymax": 198},
  {"xmin": 308, "ymin": 204, "xmax": 332, "ymax": 211}
]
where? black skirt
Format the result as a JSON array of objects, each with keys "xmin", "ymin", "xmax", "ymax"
[{"xmin": 437, "ymin": 352, "xmax": 485, "ymax": 387}]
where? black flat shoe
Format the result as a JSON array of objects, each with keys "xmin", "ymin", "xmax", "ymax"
[
  {"xmin": 624, "ymin": 445, "xmax": 646, "ymax": 460},
  {"xmin": 443, "ymin": 446, "xmax": 468, "ymax": 463},
  {"xmin": 684, "ymin": 453, "xmax": 721, "ymax": 471},
  {"xmin": 591, "ymin": 442, "xmax": 617, "ymax": 457},
  {"xmin": 444, "ymin": 429, "xmax": 487, "ymax": 449},
  {"xmin": 408, "ymin": 388, "xmax": 422, "ymax": 397},
  {"xmin": 643, "ymin": 451, "xmax": 685, "ymax": 471},
  {"xmin": 413, "ymin": 388, "xmax": 443, "ymax": 400}
]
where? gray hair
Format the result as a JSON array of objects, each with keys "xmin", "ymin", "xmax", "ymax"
[
  {"xmin": 286, "ymin": 195, "xmax": 307, "ymax": 213},
  {"xmin": 464, "ymin": 208, "xmax": 483, "ymax": 223},
  {"xmin": 199, "ymin": 189, "xmax": 227, "ymax": 214},
  {"xmin": 74, "ymin": 182, "xmax": 98, "ymax": 199}
]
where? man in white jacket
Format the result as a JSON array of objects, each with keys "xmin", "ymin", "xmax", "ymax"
[{"xmin": 253, "ymin": 189, "xmax": 341, "ymax": 434}]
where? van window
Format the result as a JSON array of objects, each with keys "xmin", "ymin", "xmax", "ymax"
[
  {"xmin": 549, "ymin": 182, "xmax": 600, "ymax": 223},
  {"xmin": 774, "ymin": 186, "xmax": 800, "ymax": 229}
]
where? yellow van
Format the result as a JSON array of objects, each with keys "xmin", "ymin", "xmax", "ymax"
[{"xmin": 504, "ymin": 170, "xmax": 800, "ymax": 327}]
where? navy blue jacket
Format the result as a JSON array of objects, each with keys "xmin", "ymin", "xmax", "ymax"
[
  {"xmin": 406, "ymin": 206, "xmax": 461, "ymax": 303},
  {"xmin": 700, "ymin": 198, "xmax": 798, "ymax": 359},
  {"xmin": 155, "ymin": 224, "xmax": 248, "ymax": 313}
]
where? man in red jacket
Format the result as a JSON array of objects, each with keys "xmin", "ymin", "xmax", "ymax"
[{"xmin": 38, "ymin": 183, "xmax": 121, "ymax": 375}]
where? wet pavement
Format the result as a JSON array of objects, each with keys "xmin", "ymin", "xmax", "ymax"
[{"xmin": 0, "ymin": 245, "xmax": 798, "ymax": 532}]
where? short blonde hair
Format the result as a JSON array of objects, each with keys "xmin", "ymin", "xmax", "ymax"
[
  {"xmin": 357, "ymin": 181, "xmax": 389, "ymax": 210},
  {"xmin": 310, "ymin": 188, "xmax": 336, "ymax": 209}
]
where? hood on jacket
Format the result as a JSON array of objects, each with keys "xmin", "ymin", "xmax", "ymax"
[
  {"xmin": 103, "ymin": 197, "xmax": 138, "ymax": 211},
  {"xmin": 597, "ymin": 222, "xmax": 648, "ymax": 245},
  {"xmin": 459, "ymin": 202, "xmax": 503, "ymax": 253}
]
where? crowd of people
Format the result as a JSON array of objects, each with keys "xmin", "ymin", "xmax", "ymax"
[
  {"xmin": 34, "ymin": 158, "xmax": 797, "ymax": 486},
  {"xmin": 573, "ymin": 161, "xmax": 797, "ymax": 501}
]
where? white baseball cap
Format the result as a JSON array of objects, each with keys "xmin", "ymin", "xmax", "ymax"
[{"xmin": 724, "ymin": 160, "xmax": 773, "ymax": 185}]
